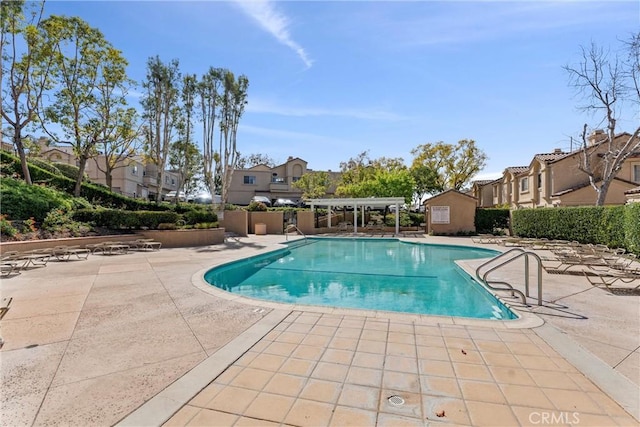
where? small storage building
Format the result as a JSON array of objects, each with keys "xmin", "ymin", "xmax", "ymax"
[{"xmin": 424, "ymin": 189, "xmax": 477, "ymax": 235}]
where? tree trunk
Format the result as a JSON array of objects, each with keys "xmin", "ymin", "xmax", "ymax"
[
  {"xmin": 14, "ymin": 131, "xmax": 32, "ymax": 185},
  {"xmin": 74, "ymin": 154, "xmax": 89, "ymax": 197}
]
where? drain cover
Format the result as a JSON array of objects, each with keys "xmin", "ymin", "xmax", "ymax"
[{"xmin": 388, "ymin": 395, "xmax": 405, "ymax": 406}]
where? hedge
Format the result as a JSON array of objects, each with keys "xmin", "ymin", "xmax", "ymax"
[
  {"xmin": 73, "ymin": 208, "xmax": 180, "ymax": 229},
  {"xmin": 475, "ymin": 208, "xmax": 510, "ymax": 234},
  {"xmin": 511, "ymin": 205, "xmax": 640, "ymax": 255}
]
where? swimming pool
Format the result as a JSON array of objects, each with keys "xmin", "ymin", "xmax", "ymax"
[{"xmin": 204, "ymin": 238, "xmax": 517, "ymax": 320}]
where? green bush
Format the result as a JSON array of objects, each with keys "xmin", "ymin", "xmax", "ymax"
[
  {"xmin": 475, "ymin": 208, "xmax": 510, "ymax": 234},
  {"xmin": 511, "ymin": 205, "xmax": 640, "ymax": 254},
  {"xmin": 0, "ymin": 177, "xmax": 75, "ymax": 221},
  {"xmin": 73, "ymin": 208, "xmax": 180, "ymax": 230},
  {"xmin": 0, "ymin": 215, "xmax": 17, "ymax": 238},
  {"xmin": 29, "ymin": 158, "xmax": 62, "ymax": 175},
  {"xmin": 53, "ymin": 162, "xmax": 86, "ymax": 181},
  {"xmin": 183, "ymin": 209, "xmax": 218, "ymax": 225},
  {"xmin": 246, "ymin": 201, "xmax": 268, "ymax": 211},
  {"xmin": 623, "ymin": 203, "xmax": 640, "ymax": 255}
]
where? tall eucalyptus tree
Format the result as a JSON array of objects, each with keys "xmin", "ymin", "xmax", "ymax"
[
  {"xmin": 140, "ymin": 56, "xmax": 180, "ymax": 201},
  {"xmin": 197, "ymin": 66, "xmax": 224, "ymax": 198},
  {"xmin": 218, "ymin": 71, "xmax": 248, "ymax": 206},
  {"xmin": 40, "ymin": 15, "xmax": 129, "ymax": 196},
  {"xmin": 1, "ymin": 0, "xmax": 56, "ymax": 185}
]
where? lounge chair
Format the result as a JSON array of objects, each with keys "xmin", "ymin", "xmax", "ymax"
[
  {"xmin": 0, "ymin": 261, "xmax": 20, "ymax": 276},
  {"xmin": 1, "ymin": 250, "xmax": 50, "ymax": 269},
  {"xmin": 86, "ymin": 241, "xmax": 130, "ymax": 255},
  {"xmin": 50, "ymin": 245, "xmax": 91, "ymax": 261},
  {"xmin": 129, "ymin": 239, "xmax": 162, "ymax": 251}
]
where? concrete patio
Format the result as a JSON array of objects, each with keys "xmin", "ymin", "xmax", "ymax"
[{"xmin": 0, "ymin": 235, "xmax": 638, "ymax": 426}]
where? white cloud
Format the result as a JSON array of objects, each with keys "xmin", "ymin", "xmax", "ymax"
[
  {"xmin": 232, "ymin": 0, "xmax": 313, "ymax": 69},
  {"xmin": 246, "ymin": 98, "xmax": 407, "ymax": 121}
]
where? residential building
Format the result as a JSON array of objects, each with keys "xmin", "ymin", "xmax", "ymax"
[
  {"xmin": 472, "ymin": 131, "xmax": 640, "ymax": 208},
  {"xmin": 226, "ymin": 156, "xmax": 339, "ymax": 206},
  {"xmin": 33, "ymin": 138, "xmax": 180, "ymax": 200}
]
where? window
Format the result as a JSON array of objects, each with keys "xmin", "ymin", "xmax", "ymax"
[
  {"xmin": 520, "ymin": 177, "xmax": 529, "ymax": 192},
  {"xmin": 292, "ymin": 177, "xmax": 301, "ymax": 183},
  {"xmin": 131, "ymin": 165, "xmax": 138, "ymax": 175},
  {"xmin": 271, "ymin": 177, "xmax": 285, "ymax": 183},
  {"xmin": 171, "ymin": 178, "xmax": 175, "ymax": 185},
  {"xmin": 537, "ymin": 172, "xmax": 542, "ymax": 189},
  {"xmin": 492, "ymin": 186, "xmax": 498, "ymax": 197},
  {"xmin": 633, "ymin": 164, "xmax": 640, "ymax": 183},
  {"xmin": 165, "ymin": 176, "xmax": 170, "ymax": 184},
  {"xmin": 244, "ymin": 175, "xmax": 257, "ymax": 185}
]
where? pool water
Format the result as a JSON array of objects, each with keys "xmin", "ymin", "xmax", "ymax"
[{"xmin": 204, "ymin": 238, "xmax": 517, "ymax": 320}]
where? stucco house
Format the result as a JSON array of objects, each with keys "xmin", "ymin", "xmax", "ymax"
[
  {"xmin": 226, "ymin": 157, "xmax": 339, "ymax": 206},
  {"xmin": 473, "ymin": 131, "xmax": 640, "ymax": 208}
]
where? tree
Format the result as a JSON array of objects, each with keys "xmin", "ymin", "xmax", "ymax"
[
  {"xmin": 218, "ymin": 70, "xmax": 248, "ymax": 206},
  {"xmin": 410, "ymin": 139, "xmax": 487, "ymax": 191},
  {"xmin": 141, "ymin": 56, "xmax": 180, "ymax": 202},
  {"xmin": 168, "ymin": 138, "xmax": 202, "ymax": 200},
  {"xmin": 1, "ymin": 0, "xmax": 56, "ymax": 185},
  {"xmin": 336, "ymin": 152, "xmax": 414, "ymax": 202},
  {"xmin": 564, "ymin": 33, "xmax": 640, "ymax": 206},
  {"xmin": 291, "ymin": 171, "xmax": 332, "ymax": 199},
  {"xmin": 167, "ymin": 72, "xmax": 198, "ymax": 203},
  {"xmin": 197, "ymin": 66, "xmax": 224, "ymax": 198},
  {"xmin": 40, "ymin": 15, "xmax": 129, "ymax": 197},
  {"xmin": 237, "ymin": 152, "xmax": 275, "ymax": 168},
  {"xmin": 410, "ymin": 164, "xmax": 442, "ymax": 205},
  {"xmin": 95, "ymin": 107, "xmax": 141, "ymax": 191}
]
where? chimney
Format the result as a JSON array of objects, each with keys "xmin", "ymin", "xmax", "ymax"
[
  {"xmin": 553, "ymin": 148, "xmax": 562, "ymax": 154},
  {"xmin": 588, "ymin": 129, "xmax": 606, "ymax": 145}
]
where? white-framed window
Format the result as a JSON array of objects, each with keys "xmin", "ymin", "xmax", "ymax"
[
  {"xmin": 633, "ymin": 164, "xmax": 640, "ymax": 183},
  {"xmin": 131, "ymin": 165, "xmax": 138, "ymax": 175},
  {"xmin": 520, "ymin": 177, "xmax": 529, "ymax": 192},
  {"xmin": 244, "ymin": 175, "xmax": 257, "ymax": 185}
]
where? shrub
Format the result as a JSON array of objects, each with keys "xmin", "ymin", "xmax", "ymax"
[
  {"xmin": 246, "ymin": 201, "xmax": 268, "ymax": 211},
  {"xmin": 511, "ymin": 205, "xmax": 640, "ymax": 254},
  {"xmin": 29, "ymin": 158, "xmax": 62, "ymax": 175},
  {"xmin": 183, "ymin": 209, "xmax": 218, "ymax": 225},
  {"xmin": 194, "ymin": 222, "xmax": 218, "ymax": 229},
  {"xmin": 475, "ymin": 208, "xmax": 510, "ymax": 234},
  {"xmin": 0, "ymin": 177, "xmax": 74, "ymax": 221},
  {"xmin": 53, "ymin": 162, "xmax": 86, "ymax": 181},
  {"xmin": 41, "ymin": 208, "xmax": 91, "ymax": 237},
  {"xmin": 0, "ymin": 215, "xmax": 17, "ymax": 238}
]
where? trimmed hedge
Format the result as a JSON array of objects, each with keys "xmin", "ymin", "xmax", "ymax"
[
  {"xmin": 512, "ymin": 205, "xmax": 640, "ymax": 255},
  {"xmin": 475, "ymin": 208, "xmax": 510, "ymax": 234},
  {"xmin": 73, "ymin": 208, "xmax": 180, "ymax": 230}
]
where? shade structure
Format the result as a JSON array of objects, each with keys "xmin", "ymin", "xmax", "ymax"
[{"xmin": 305, "ymin": 197, "xmax": 405, "ymax": 234}]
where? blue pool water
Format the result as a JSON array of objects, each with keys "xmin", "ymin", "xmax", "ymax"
[{"xmin": 204, "ymin": 238, "xmax": 517, "ymax": 320}]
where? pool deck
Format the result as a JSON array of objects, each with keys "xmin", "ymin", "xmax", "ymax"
[{"xmin": 0, "ymin": 235, "xmax": 638, "ymax": 426}]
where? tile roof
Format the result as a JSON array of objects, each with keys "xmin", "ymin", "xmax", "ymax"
[
  {"xmin": 505, "ymin": 166, "xmax": 529, "ymax": 175},
  {"xmin": 625, "ymin": 186, "xmax": 640, "ymax": 195},
  {"xmin": 534, "ymin": 152, "xmax": 569, "ymax": 162}
]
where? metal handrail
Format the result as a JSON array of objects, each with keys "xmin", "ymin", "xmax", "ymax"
[
  {"xmin": 475, "ymin": 248, "xmax": 543, "ymax": 306},
  {"xmin": 285, "ymin": 224, "xmax": 307, "ymax": 241}
]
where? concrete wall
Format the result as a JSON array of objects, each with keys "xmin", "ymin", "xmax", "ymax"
[
  {"xmin": 220, "ymin": 210, "xmax": 249, "ymax": 236},
  {"xmin": 0, "ymin": 235, "xmax": 142, "ymax": 255},
  {"xmin": 139, "ymin": 229, "xmax": 225, "ymax": 248},
  {"xmin": 425, "ymin": 191, "xmax": 477, "ymax": 235},
  {"xmin": 296, "ymin": 211, "xmax": 316, "ymax": 235},
  {"xmin": 249, "ymin": 211, "xmax": 284, "ymax": 234}
]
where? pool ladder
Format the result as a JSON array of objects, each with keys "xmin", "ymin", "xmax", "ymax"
[
  {"xmin": 284, "ymin": 224, "xmax": 307, "ymax": 242},
  {"xmin": 475, "ymin": 248, "xmax": 543, "ymax": 306}
]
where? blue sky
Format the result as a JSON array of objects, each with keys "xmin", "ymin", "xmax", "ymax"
[{"xmin": 44, "ymin": 1, "xmax": 639, "ymax": 180}]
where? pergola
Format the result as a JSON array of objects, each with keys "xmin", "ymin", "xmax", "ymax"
[{"xmin": 306, "ymin": 197, "xmax": 406, "ymax": 235}]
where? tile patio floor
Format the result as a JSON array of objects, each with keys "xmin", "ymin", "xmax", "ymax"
[{"xmin": 1, "ymin": 235, "xmax": 638, "ymax": 426}]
